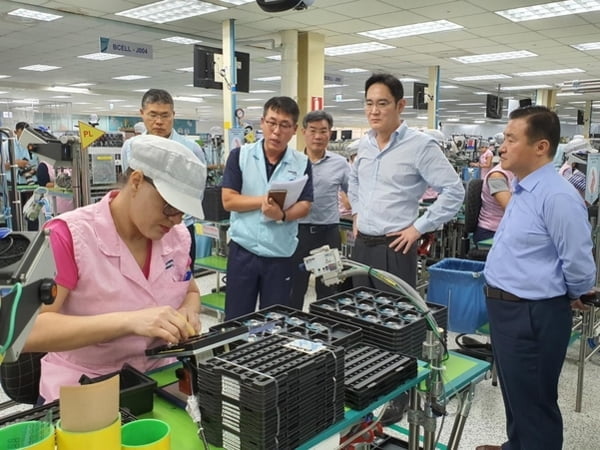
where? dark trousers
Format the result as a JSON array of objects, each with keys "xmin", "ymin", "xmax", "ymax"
[
  {"xmin": 352, "ymin": 233, "xmax": 418, "ymax": 289},
  {"xmin": 474, "ymin": 225, "xmax": 495, "ymax": 243},
  {"xmin": 486, "ymin": 295, "xmax": 572, "ymax": 450},
  {"xmin": 225, "ymin": 240, "xmax": 294, "ymax": 320},
  {"xmin": 289, "ymin": 224, "xmax": 345, "ymax": 310},
  {"xmin": 187, "ymin": 224, "xmax": 196, "ymax": 270}
]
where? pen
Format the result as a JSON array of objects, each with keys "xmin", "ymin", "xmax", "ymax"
[{"xmin": 183, "ymin": 270, "xmax": 192, "ymax": 281}]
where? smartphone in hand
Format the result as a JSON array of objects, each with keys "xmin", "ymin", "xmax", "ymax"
[{"xmin": 268, "ymin": 189, "xmax": 287, "ymax": 210}]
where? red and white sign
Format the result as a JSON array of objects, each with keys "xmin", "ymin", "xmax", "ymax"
[{"xmin": 311, "ymin": 96, "xmax": 323, "ymax": 111}]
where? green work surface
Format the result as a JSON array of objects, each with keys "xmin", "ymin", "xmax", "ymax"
[
  {"xmin": 202, "ymin": 292, "xmax": 225, "ymax": 311},
  {"xmin": 477, "ymin": 237, "xmax": 494, "ymax": 248},
  {"xmin": 195, "ymin": 255, "xmax": 227, "ymax": 272}
]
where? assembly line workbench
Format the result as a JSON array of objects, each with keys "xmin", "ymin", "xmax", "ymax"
[{"xmin": 145, "ymin": 350, "xmax": 490, "ymax": 450}]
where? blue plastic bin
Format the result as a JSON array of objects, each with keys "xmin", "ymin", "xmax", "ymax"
[{"xmin": 427, "ymin": 258, "xmax": 487, "ymax": 334}]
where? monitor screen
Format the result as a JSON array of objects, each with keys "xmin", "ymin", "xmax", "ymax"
[
  {"xmin": 341, "ymin": 130, "xmax": 352, "ymax": 140},
  {"xmin": 413, "ymin": 82, "xmax": 428, "ymax": 110},
  {"xmin": 193, "ymin": 45, "xmax": 250, "ymax": 93},
  {"xmin": 485, "ymin": 94, "xmax": 503, "ymax": 119},
  {"xmin": 330, "ymin": 130, "xmax": 338, "ymax": 141}
]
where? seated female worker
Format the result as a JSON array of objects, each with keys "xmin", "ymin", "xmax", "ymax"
[{"xmin": 23, "ymin": 134, "xmax": 207, "ymax": 403}]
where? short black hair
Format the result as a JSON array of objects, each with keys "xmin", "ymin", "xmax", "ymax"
[
  {"xmin": 263, "ymin": 96, "xmax": 300, "ymax": 124},
  {"xmin": 141, "ymin": 89, "xmax": 174, "ymax": 109},
  {"xmin": 365, "ymin": 73, "xmax": 404, "ymax": 102},
  {"xmin": 302, "ymin": 110, "xmax": 333, "ymax": 129},
  {"xmin": 509, "ymin": 105, "xmax": 560, "ymax": 158},
  {"xmin": 15, "ymin": 122, "xmax": 29, "ymax": 132}
]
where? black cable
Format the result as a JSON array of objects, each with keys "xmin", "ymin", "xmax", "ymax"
[{"xmin": 0, "ymin": 235, "xmax": 14, "ymax": 256}]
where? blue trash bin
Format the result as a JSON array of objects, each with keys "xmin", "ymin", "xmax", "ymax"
[{"xmin": 427, "ymin": 258, "xmax": 486, "ymax": 334}]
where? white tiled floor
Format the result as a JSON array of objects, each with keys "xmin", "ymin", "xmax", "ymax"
[{"xmin": 2, "ymin": 272, "xmax": 600, "ymax": 450}]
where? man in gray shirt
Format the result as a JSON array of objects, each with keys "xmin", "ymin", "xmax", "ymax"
[{"xmin": 290, "ymin": 110, "xmax": 350, "ymax": 310}]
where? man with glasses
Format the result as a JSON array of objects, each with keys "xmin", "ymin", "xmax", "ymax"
[
  {"xmin": 289, "ymin": 110, "xmax": 350, "ymax": 310},
  {"xmin": 221, "ymin": 96, "xmax": 313, "ymax": 319},
  {"xmin": 121, "ymin": 89, "xmax": 206, "ymax": 267}
]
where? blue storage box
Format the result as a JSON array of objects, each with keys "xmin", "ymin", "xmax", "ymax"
[{"xmin": 427, "ymin": 258, "xmax": 487, "ymax": 334}]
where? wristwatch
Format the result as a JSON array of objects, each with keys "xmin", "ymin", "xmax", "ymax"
[{"xmin": 277, "ymin": 210, "xmax": 286, "ymax": 224}]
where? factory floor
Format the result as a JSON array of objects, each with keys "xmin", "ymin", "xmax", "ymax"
[{"xmin": 2, "ymin": 272, "xmax": 599, "ymax": 450}]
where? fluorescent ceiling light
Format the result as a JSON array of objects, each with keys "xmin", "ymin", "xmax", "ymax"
[
  {"xmin": 46, "ymin": 86, "xmax": 90, "ymax": 94},
  {"xmin": 253, "ymin": 76, "xmax": 281, "ymax": 82},
  {"xmin": 417, "ymin": 116, "xmax": 428, "ymax": 120},
  {"xmin": 400, "ymin": 78, "xmax": 420, "ymax": 82},
  {"xmin": 325, "ymin": 42, "xmax": 395, "ymax": 56},
  {"xmin": 496, "ymin": 1, "xmax": 600, "ymax": 23},
  {"xmin": 324, "ymin": 84, "xmax": 348, "ymax": 88},
  {"xmin": 556, "ymin": 92, "xmax": 583, "ymax": 96},
  {"xmin": 571, "ymin": 42, "xmax": 600, "ymax": 51},
  {"xmin": 51, "ymin": 95, "xmax": 70, "ymax": 99},
  {"xmin": 474, "ymin": 120, "xmax": 486, "ymax": 124},
  {"xmin": 174, "ymin": 96, "xmax": 204, "ymax": 103},
  {"xmin": 0, "ymin": 75, "xmax": 11, "ymax": 79},
  {"xmin": 20, "ymin": 64, "xmax": 61, "ymax": 71},
  {"xmin": 439, "ymin": 99, "xmax": 458, "ymax": 102},
  {"xmin": 13, "ymin": 99, "xmax": 40, "ymax": 104},
  {"xmin": 73, "ymin": 102, "xmax": 91, "ymax": 105},
  {"xmin": 569, "ymin": 101, "xmax": 587, "ymax": 104},
  {"xmin": 250, "ymin": 90, "xmax": 275, "ymax": 94},
  {"xmin": 441, "ymin": 85, "xmax": 458, "ymax": 89},
  {"xmin": 161, "ymin": 36, "xmax": 202, "ymax": 45},
  {"xmin": 70, "ymin": 83, "xmax": 95, "ymax": 87},
  {"xmin": 220, "ymin": 0, "xmax": 254, "ymax": 4},
  {"xmin": 340, "ymin": 68, "xmax": 368, "ymax": 73},
  {"xmin": 0, "ymin": 91, "xmax": 8, "ymax": 95},
  {"xmin": 447, "ymin": 117, "xmax": 461, "ymax": 122},
  {"xmin": 359, "ymin": 20, "xmax": 463, "ymax": 40},
  {"xmin": 458, "ymin": 103, "xmax": 485, "ymax": 106},
  {"xmin": 453, "ymin": 74, "xmax": 512, "ymax": 81},
  {"xmin": 239, "ymin": 98, "xmax": 265, "ymax": 102},
  {"xmin": 451, "ymin": 50, "xmax": 537, "ymax": 64},
  {"xmin": 501, "ymin": 84, "xmax": 551, "ymax": 91},
  {"xmin": 8, "ymin": 8, "xmax": 62, "ymax": 21},
  {"xmin": 334, "ymin": 98, "xmax": 361, "ymax": 102},
  {"xmin": 133, "ymin": 88, "xmax": 150, "ymax": 92},
  {"xmin": 177, "ymin": 67, "xmax": 194, "ymax": 72},
  {"xmin": 513, "ymin": 68, "xmax": 584, "ymax": 77},
  {"xmin": 324, "ymin": 105, "xmax": 338, "ymax": 108},
  {"xmin": 473, "ymin": 91, "xmax": 491, "ymax": 95},
  {"xmin": 78, "ymin": 53, "xmax": 124, "ymax": 61},
  {"xmin": 113, "ymin": 75, "xmax": 150, "ymax": 80},
  {"xmin": 107, "ymin": 99, "xmax": 125, "ymax": 102},
  {"xmin": 115, "ymin": 0, "xmax": 226, "ymax": 24},
  {"xmin": 266, "ymin": 55, "xmax": 281, "ymax": 61},
  {"xmin": 246, "ymin": 106, "xmax": 263, "ymax": 110}
]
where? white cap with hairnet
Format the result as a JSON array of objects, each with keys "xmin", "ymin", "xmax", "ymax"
[
  {"xmin": 128, "ymin": 135, "xmax": 206, "ymax": 219},
  {"xmin": 565, "ymin": 136, "xmax": 595, "ymax": 155}
]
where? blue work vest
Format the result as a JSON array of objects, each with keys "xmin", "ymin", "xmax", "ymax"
[{"xmin": 229, "ymin": 140, "xmax": 308, "ymax": 257}]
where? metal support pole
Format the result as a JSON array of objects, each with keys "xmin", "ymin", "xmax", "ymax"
[
  {"xmin": 407, "ymin": 388, "xmax": 421, "ymax": 450},
  {"xmin": 447, "ymin": 383, "xmax": 476, "ymax": 449}
]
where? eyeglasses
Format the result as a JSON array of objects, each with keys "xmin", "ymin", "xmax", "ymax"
[
  {"xmin": 143, "ymin": 176, "xmax": 184, "ymax": 217},
  {"xmin": 263, "ymin": 119, "xmax": 294, "ymax": 132},
  {"xmin": 145, "ymin": 112, "xmax": 173, "ymax": 122},
  {"xmin": 364, "ymin": 100, "xmax": 395, "ymax": 111}
]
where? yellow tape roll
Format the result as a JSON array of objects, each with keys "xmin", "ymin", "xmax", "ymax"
[{"xmin": 56, "ymin": 415, "xmax": 121, "ymax": 450}]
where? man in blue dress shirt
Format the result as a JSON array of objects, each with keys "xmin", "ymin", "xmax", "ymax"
[
  {"xmin": 289, "ymin": 110, "xmax": 350, "ymax": 310},
  {"xmin": 348, "ymin": 73, "xmax": 464, "ymax": 289},
  {"xmin": 478, "ymin": 106, "xmax": 596, "ymax": 450},
  {"xmin": 121, "ymin": 89, "xmax": 206, "ymax": 267}
]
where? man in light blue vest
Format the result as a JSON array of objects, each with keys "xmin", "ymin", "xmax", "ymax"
[
  {"xmin": 222, "ymin": 96, "xmax": 313, "ymax": 319},
  {"xmin": 121, "ymin": 89, "xmax": 206, "ymax": 267}
]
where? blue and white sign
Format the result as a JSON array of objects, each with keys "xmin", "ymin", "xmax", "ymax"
[{"xmin": 100, "ymin": 37, "xmax": 153, "ymax": 59}]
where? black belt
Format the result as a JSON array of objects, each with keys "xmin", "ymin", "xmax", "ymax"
[
  {"xmin": 485, "ymin": 286, "xmax": 567, "ymax": 303},
  {"xmin": 299, "ymin": 223, "xmax": 338, "ymax": 234},
  {"xmin": 485, "ymin": 286, "xmax": 522, "ymax": 302},
  {"xmin": 357, "ymin": 231, "xmax": 394, "ymax": 246}
]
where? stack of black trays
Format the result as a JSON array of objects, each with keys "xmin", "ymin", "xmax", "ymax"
[
  {"xmin": 344, "ymin": 344, "xmax": 417, "ymax": 410},
  {"xmin": 309, "ymin": 287, "xmax": 448, "ymax": 359},
  {"xmin": 197, "ymin": 334, "xmax": 345, "ymax": 450},
  {"xmin": 208, "ymin": 304, "xmax": 363, "ymax": 353}
]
